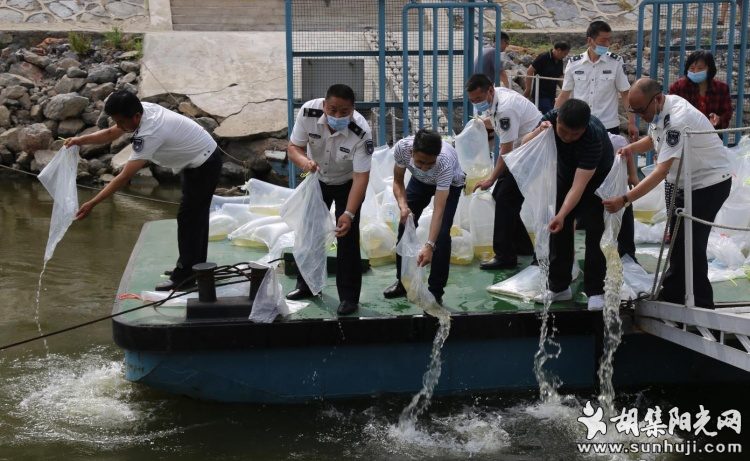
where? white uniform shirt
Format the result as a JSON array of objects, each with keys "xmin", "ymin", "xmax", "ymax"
[
  {"xmin": 562, "ymin": 51, "xmax": 631, "ymax": 130},
  {"xmin": 486, "ymin": 87, "xmax": 542, "ymax": 145},
  {"xmin": 128, "ymin": 102, "xmax": 217, "ymax": 173},
  {"xmin": 394, "ymin": 137, "xmax": 466, "ymax": 190},
  {"xmin": 649, "ymin": 95, "xmax": 732, "ymax": 190},
  {"xmin": 290, "ymin": 98, "xmax": 372, "ymax": 185}
]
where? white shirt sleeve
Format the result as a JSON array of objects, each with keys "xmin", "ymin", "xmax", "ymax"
[
  {"xmin": 289, "ymin": 109, "xmax": 309, "ymax": 146},
  {"xmin": 393, "ymin": 140, "xmax": 409, "ymax": 168},
  {"xmin": 128, "ymin": 131, "xmax": 163, "ymax": 163},
  {"xmin": 495, "ymin": 109, "xmax": 521, "ymax": 144},
  {"xmin": 352, "ymin": 132, "xmax": 373, "ymax": 173},
  {"xmin": 657, "ymin": 128, "xmax": 684, "ymax": 164},
  {"xmin": 561, "ymin": 65, "xmax": 575, "ymax": 92},
  {"xmin": 615, "ymin": 59, "xmax": 631, "ymax": 92}
]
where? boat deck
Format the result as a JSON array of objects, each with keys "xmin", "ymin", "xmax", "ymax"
[{"xmin": 113, "ymin": 220, "xmax": 750, "ymax": 326}]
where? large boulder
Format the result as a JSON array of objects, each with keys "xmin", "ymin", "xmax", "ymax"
[
  {"xmin": 56, "ymin": 57, "xmax": 81, "ymax": 70},
  {"xmin": 86, "ymin": 64, "xmax": 120, "ymax": 84},
  {"xmin": 0, "ymin": 126, "xmax": 22, "ymax": 152},
  {"xmin": 0, "ymin": 72, "xmax": 35, "ymax": 88},
  {"xmin": 0, "ymin": 105, "xmax": 10, "ymax": 127},
  {"xmin": 77, "ymin": 127, "xmax": 109, "ymax": 158},
  {"xmin": 29, "ymin": 149, "xmax": 56, "ymax": 172},
  {"xmin": 54, "ymin": 75, "xmax": 86, "ymax": 94},
  {"xmin": 57, "ymin": 118, "xmax": 86, "ymax": 137},
  {"xmin": 19, "ymin": 50, "xmax": 51, "ymax": 69},
  {"xmin": 119, "ymin": 61, "xmax": 139, "ymax": 74},
  {"xmin": 43, "ymin": 93, "xmax": 89, "ymax": 120},
  {"xmin": 9, "ymin": 62, "xmax": 44, "ymax": 83},
  {"xmin": 66, "ymin": 67, "xmax": 87, "ymax": 78},
  {"xmin": 18, "ymin": 123, "xmax": 52, "ymax": 154},
  {"xmin": 89, "ymin": 82, "xmax": 115, "ymax": 102},
  {"xmin": 1, "ymin": 85, "xmax": 27, "ymax": 100}
]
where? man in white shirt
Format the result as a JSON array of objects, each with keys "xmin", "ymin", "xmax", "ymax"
[
  {"xmin": 66, "ymin": 90, "xmax": 221, "ymax": 292},
  {"xmin": 285, "ymin": 84, "xmax": 372, "ymax": 315},
  {"xmin": 603, "ymin": 78, "xmax": 732, "ymax": 308},
  {"xmin": 556, "ymin": 21, "xmax": 638, "ymax": 141},
  {"xmin": 466, "ymin": 73, "xmax": 541, "ymax": 270}
]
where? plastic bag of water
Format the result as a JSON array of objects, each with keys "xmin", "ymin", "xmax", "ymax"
[{"xmin": 37, "ymin": 146, "xmax": 80, "ymax": 263}]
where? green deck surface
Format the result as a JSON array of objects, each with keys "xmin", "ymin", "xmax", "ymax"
[{"xmin": 114, "ymin": 220, "xmax": 750, "ymax": 326}]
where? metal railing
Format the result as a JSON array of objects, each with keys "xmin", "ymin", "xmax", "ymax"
[{"xmin": 526, "ymin": 74, "xmax": 564, "ymax": 110}]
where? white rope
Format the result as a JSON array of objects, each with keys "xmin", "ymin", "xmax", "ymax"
[
  {"xmin": 685, "ymin": 126, "xmax": 750, "ymax": 135},
  {"xmin": 676, "ymin": 209, "xmax": 750, "ymax": 232}
]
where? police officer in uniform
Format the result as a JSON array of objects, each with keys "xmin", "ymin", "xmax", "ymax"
[
  {"xmin": 285, "ymin": 84, "xmax": 372, "ymax": 316},
  {"xmin": 466, "ymin": 73, "xmax": 541, "ymax": 270},
  {"xmin": 603, "ymin": 78, "xmax": 732, "ymax": 309},
  {"xmin": 66, "ymin": 90, "xmax": 221, "ymax": 291},
  {"xmin": 556, "ymin": 20, "xmax": 638, "ymax": 261}
]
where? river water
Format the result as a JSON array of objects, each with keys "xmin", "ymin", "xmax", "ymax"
[{"xmin": 1, "ymin": 177, "xmax": 748, "ymax": 461}]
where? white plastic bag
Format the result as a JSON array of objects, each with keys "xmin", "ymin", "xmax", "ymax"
[
  {"xmin": 37, "ymin": 146, "xmax": 79, "ymax": 263},
  {"xmin": 502, "ymin": 127, "xmax": 557, "ymax": 261},
  {"xmin": 251, "ymin": 222, "xmax": 291, "ymax": 250},
  {"xmin": 258, "ymin": 231, "xmax": 295, "ymax": 265},
  {"xmin": 620, "ymin": 255, "xmax": 653, "ymax": 300},
  {"xmin": 596, "ymin": 155, "xmax": 629, "ymax": 247},
  {"xmin": 280, "ymin": 172, "xmax": 335, "ymax": 295},
  {"xmin": 208, "ymin": 211, "xmax": 239, "ymax": 241},
  {"xmin": 377, "ymin": 187, "xmax": 400, "ymax": 234},
  {"xmin": 469, "ymin": 190, "xmax": 495, "ymax": 258},
  {"xmin": 707, "ymin": 232, "xmax": 745, "ymax": 269},
  {"xmin": 488, "ymin": 262, "xmax": 580, "ymax": 302},
  {"xmin": 454, "ymin": 194, "xmax": 472, "ymax": 231},
  {"xmin": 455, "ymin": 118, "xmax": 493, "ymax": 194},
  {"xmin": 633, "ymin": 180, "xmax": 666, "ymax": 224},
  {"xmin": 415, "ymin": 201, "xmax": 434, "ymax": 245},
  {"xmin": 450, "ymin": 227, "xmax": 474, "ymax": 265},
  {"xmin": 221, "ymin": 203, "xmax": 262, "ymax": 225},
  {"xmin": 243, "ymin": 178, "xmax": 294, "ymax": 216},
  {"xmin": 210, "ymin": 194, "xmax": 251, "ymax": 211},
  {"xmin": 369, "ymin": 144, "xmax": 395, "ymax": 194},
  {"xmin": 396, "ymin": 215, "xmax": 444, "ymax": 315},
  {"xmin": 249, "ymin": 266, "xmax": 290, "ymax": 323},
  {"xmin": 228, "ymin": 215, "xmax": 283, "ymax": 246}
]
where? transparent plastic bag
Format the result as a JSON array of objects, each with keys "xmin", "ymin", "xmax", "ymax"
[
  {"xmin": 455, "ymin": 118, "xmax": 493, "ymax": 195},
  {"xmin": 503, "ymin": 127, "xmax": 557, "ymax": 261},
  {"xmin": 221, "ymin": 203, "xmax": 262, "ymax": 226},
  {"xmin": 249, "ymin": 266, "xmax": 290, "ymax": 323},
  {"xmin": 209, "ymin": 211, "xmax": 239, "ymax": 241},
  {"xmin": 415, "ymin": 202, "xmax": 434, "ymax": 245},
  {"xmin": 228, "ymin": 215, "xmax": 284, "ymax": 247},
  {"xmin": 469, "ymin": 190, "xmax": 495, "ymax": 259},
  {"xmin": 454, "ymin": 194, "xmax": 472, "ymax": 231},
  {"xmin": 707, "ymin": 232, "xmax": 745, "ymax": 269},
  {"xmin": 596, "ymin": 155, "xmax": 629, "ymax": 247},
  {"xmin": 369, "ymin": 144, "xmax": 395, "ymax": 195},
  {"xmin": 620, "ymin": 255, "xmax": 653, "ymax": 301},
  {"xmin": 488, "ymin": 262, "xmax": 580, "ymax": 302},
  {"xmin": 450, "ymin": 228, "xmax": 474, "ymax": 265},
  {"xmin": 377, "ymin": 187, "xmax": 400, "ymax": 234},
  {"xmin": 242, "ymin": 178, "xmax": 294, "ymax": 216},
  {"xmin": 633, "ymin": 180, "xmax": 666, "ymax": 224},
  {"xmin": 37, "ymin": 146, "xmax": 80, "ymax": 263},
  {"xmin": 361, "ymin": 222, "xmax": 397, "ymax": 266},
  {"xmin": 210, "ymin": 194, "xmax": 251, "ymax": 211},
  {"xmin": 258, "ymin": 231, "xmax": 295, "ymax": 265},
  {"xmin": 251, "ymin": 222, "xmax": 291, "ymax": 250},
  {"xmin": 280, "ymin": 172, "xmax": 335, "ymax": 295},
  {"xmin": 396, "ymin": 215, "xmax": 444, "ymax": 315}
]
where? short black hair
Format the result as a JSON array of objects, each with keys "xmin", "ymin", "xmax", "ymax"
[
  {"xmin": 586, "ymin": 20, "xmax": 612, "ymax": 39},
  {"xmin": 558, "ymin": 99, "xmax": 590, "ymax": 130},
  {"xmin": 325, "ymin": 84, "xmax": 356, "ymax": 104},
  {"xmin": 554, "ymin": 41, "xmax": 570, "ymax": 51},
  {"xmin": 500, "ymin": 32, "xmax": 510, "ymax": 42},
  {"xmin": 104, "ymin": 90, "xmax": 143, "ymax": 118},
  {"xmin": 684, "ymin": 50, "xmax": 717, "ymax": 81},
  {"xmin": 465, "ymin": 73, "xmax": 493, "ymax": 92},
  {"xmin": 412, "ymin": 129, "xmax": 442, "ymax": 156}
]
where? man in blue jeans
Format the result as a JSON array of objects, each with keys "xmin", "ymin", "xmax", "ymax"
[{"xmin": 382, "ymin": 129, "xmax": 466, "ymax": 305}]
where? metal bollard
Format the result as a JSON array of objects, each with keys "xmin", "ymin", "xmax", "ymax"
[{"xmin": 192, "ymin": 262, "xmax": 217, "ymax": 303}]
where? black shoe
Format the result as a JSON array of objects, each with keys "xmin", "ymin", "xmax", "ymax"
[
  {"xmin": 286, "ymin": 287, "xmax": 314, "ymax": 300},
  {"xmin": 164, "ymin": 270, "xmax": 173, "ymax": 276},
  {"xmin": 435, "ymin": 296, "xmax": 443, "ymax": 306},
  {"xmin": 479, "ymin": 257, "xmax": 518, "ymax": 270},
  {"xmin": 383, "ymin": 280, "xmax": 407, "ymax": 299},
  {"xmin": 337, "ymin": 300, "xmax": 359, "ymax": 315},
  {"xmin": 155, "ymin": 279, "xmax": 195, "ymax": 291}
]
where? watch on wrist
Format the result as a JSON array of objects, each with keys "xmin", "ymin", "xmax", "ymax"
[
  {"xmin": 425, "ymin": 240, "xmax": 436, "ymax": 250},
  {"xmin": 622, "ymin": 194, "xmax": 631, "ymax": 207},
  {"xmin": 343, "ymin": 210, "xmax": 356, "ymax": 220}
]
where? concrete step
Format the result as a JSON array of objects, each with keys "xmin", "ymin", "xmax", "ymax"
[{"xmin": 171, "ymin": 0, "xmax": 285, "ymax": 31}]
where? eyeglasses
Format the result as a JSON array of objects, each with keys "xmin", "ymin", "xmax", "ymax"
[{"xmin": 627, "ymin": 92, "xmax": 661, "ymax": 115}]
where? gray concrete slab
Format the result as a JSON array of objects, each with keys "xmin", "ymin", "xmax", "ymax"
[{"xmin": 139, "ymin": 31, "xmax": 287, "ymax": 138}]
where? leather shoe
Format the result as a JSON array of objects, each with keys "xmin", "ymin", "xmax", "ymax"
[
  {"xmin": 383, "ymin": 280, "xmax": 407, "ymax": 298},
  {"xmin": 286, "ymin": 287, "xmax": 314, "ymax": 300},
  {"xmin": 155, "ymin": 279, "xmax": 195, "ymax": 291},
  {"xmin": 337, "ymin": 300, "xmax": 358, "ymax": 315},
  {"xmin": 479, "ymin": 257, "xmax": 518, "ymax": 270}
]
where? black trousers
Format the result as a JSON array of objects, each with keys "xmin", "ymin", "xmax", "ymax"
[
  {"xmin": 550, "ymin": 188, "xmax": 606, "ymax": 296},
  {"xmin": 395, "ymin": 180, "xmax": 462, "ymax": 298},
  {"xmin": 295, "ymin": 180, "xmax": 362, "ymax": 304},
  {"xmin": 660, "ymin": 179, "xmax": 731, "ymax": 308},
  {"xmin": 171, "ymin": 148, "xmax": 222, "ymax": 283},
  {"xmin": 491, "ymin": 171, "xmax": 535, "ymax": 261}
]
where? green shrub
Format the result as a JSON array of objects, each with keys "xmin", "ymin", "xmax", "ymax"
[{"xmin": 67, "ymin": 32, "xmax": 91, "ymax": 55}]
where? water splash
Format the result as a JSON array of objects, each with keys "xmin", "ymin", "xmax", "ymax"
[
  {"xmin": 598, "ymin": 244, "xmax": 625, "ymax": 414},
  {"xmin": 33, "ymin": 263, "xmax": 49, "ymax": 354},
  {"xmin": 398, "ymin": 310, "xmax": 451, "ymax": 429},
  {"xmin": 532, "ymin": 258, "xmax": 562, "ymax": 403}
]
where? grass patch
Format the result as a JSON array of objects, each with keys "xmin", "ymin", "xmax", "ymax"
[
  {"xmin": 617, "ymin": 0, "xmax": 633, "ymax": 11},
  {"xmin": 67, "ymin": 32, "xmax": 91, "ymax": 55},
  {"xmin": 104, "ymin": 26, "xmax": 124, "ymax": 50},
  {"xmin": 125, "ymin": 36, "xmax": 143, "ymax": 59},
  {"xmin": 502, "ymin": 20, "xmax": 530, "ymax": 30}
]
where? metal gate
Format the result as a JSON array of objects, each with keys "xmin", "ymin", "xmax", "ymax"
[{"xmin": 636, "ymin": 0, "xmax": 750, "ymax": 144}]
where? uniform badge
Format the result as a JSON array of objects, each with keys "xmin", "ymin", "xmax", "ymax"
[
  {"xmin": 666, "ymin": 129, "xmax": 680, "ymax": 147},
  {"xmin": 365, "ymin": 139, "xmax": 374, "ymax": 155},
  {"xmin": 499, "ymin": 117, "xmax": 510, "ymax": 131},
  {"xmin": 663, "ymin": 114, "xmax": 670, "ymax": 128},
  {"xmin": 132, "ymin": 137, "xmax": 144, "ymax": 152}
]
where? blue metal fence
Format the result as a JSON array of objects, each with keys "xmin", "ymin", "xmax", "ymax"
[{"xmin": 636, "ymin": 0, "xmax": 750, "ymax": 145}]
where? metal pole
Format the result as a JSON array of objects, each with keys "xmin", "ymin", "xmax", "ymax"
[
  {"xmin": 734, "ymin": 0, "xmax": 749, "ymax": 145},
  {"xmin": 402, "ymin": 6, "xmax": 409, "ymax": 136},
  {"xmin": 448, "ymin": 6, "xmax": 454, "ymax": 136},
  {"xmin": 378, "ymin": 0, "xmax": 387, "ymax": 145},
  {"xmin": 534, "ymin": 76, "xmax": 540, "ymax": 109},
  {"xmin": 432, "ymin": 7, "xmax": 439, "ymax": 131},
  {"xmin": 284, "ymin": 0, "xmax": 297, "ymax": 187},
  {"xmin": 418, "ymin": 7, "xmax": 425, "ymax": 130},
  {"xmin": 683, "ymin": 129, "xmax": 695, "ymax": 308}
]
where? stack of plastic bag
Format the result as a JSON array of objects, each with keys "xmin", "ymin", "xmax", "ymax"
[
  {"xmin": 455, "ymin": 118, "xmax": 493, "ymax": 195},
  {"xmin": 359, "ymin": 185, "xmax": 397, "ymax": 266},
  {"xmin": 37, "ymin": 146, "xmax": 80, "ymax": 263},
  {"xmin": 502, "ymin": 127, "xmax": 557, "ymax": 261},
  {"xmin": 208, "ymin": 211, "xmax": 239, "ymax": 241},
  {"xmin": 396, "ymin": 214, "xmax": 447, "ymax": 317},
  {"xmin": 450, "ymin": 227, "xmax": 474, "ymax": 265},
  {"xmin": 243, "ymin": 178, "xmax": 294, "ymax": 216},
  {"xmin": 634, "ymin": 220, "xmax": 666, "ymax": 244},
  {"xmin": 280, "ymin": 172, "xmax": 335, "ymax": 295},
  {"xmin": 488, "ymin": 263, "xmax": 581, "ymax": 302},
  {"xmin": 210, "ymin": 194, "xmax": 250, "ymax": 211},
  {"xmin": 228, "ymin": 215, "xmax": 284, "ymax": 247}
]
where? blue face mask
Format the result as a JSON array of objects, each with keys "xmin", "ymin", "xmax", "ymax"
[
  {"xmin": 687, "ymin": 70, "xmax": 708, "ymax": 84},
  {"xmin": 473, "ymin": 100, "xmax": 490, "ymax": 113},
  {"xmin": 593, "ymin": 45, "xmax": 609, "ymax": 56},
  {"xmin": 326, "ymin": 115, "xmax": 350, "ymax": 132}
]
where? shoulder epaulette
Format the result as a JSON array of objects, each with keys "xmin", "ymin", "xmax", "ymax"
[
  {"xmin": 606, "ymin": 51, "xmax": 621, "ymax": 60},
  {"xmin": 348, "ymin": 121, "xmax": 365, "ymax": 138},
  {"xmin": 303, "ymin": 108, "xmax": 324, "ymax": 118},
  {"xmin": 570, "ymin": 54, "xmax": 583, "ymax": 62}
]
